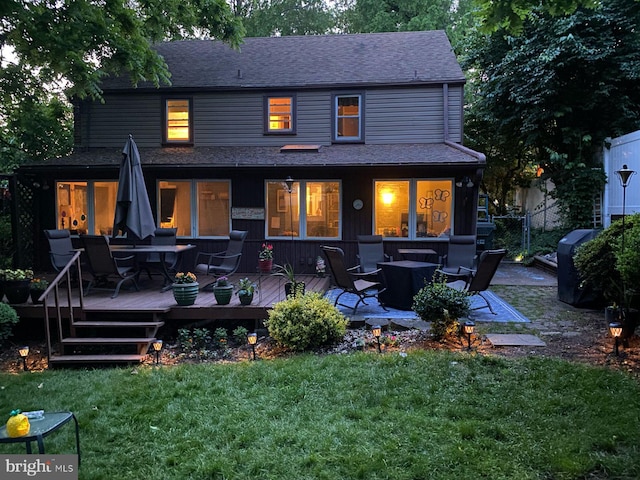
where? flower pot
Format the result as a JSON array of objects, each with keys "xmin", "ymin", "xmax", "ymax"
[
  {"xmin": 4, "ymin": 280, "xmax": 31, "ymax": 304},
  {"xmin": 258, "ymin": 259, "xmax": 273, "ymax": 273},
  {"xmin": 238, "ymin": 292, "xmax": 254, "ymax": 305},
  {"xmin": 30, "ymin": 289, "xmax": 46, "ymax": 304},
  {"xmin": 173, "ymin": 282, "xmax": 199, "ymax": 306},
  {"xmin": 213, "ymin": 285, "xmax": 234, "ymax": 305}
]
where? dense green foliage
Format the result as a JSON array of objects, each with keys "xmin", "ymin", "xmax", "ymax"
[
  {"xmin": 1, "ymin": 353, "xmax": 639, "ymax": 479},
  {"xmin": 265, "ymin": 292, "xmax": 348, "ymax": 351},
  {"xmin": 0, "ymin": 0, "xmax": 244, "ymax": 172},
  {"xmin": 234, "ymin": 0, "xmax": 337, "ymax": 36},
  {"xmin": 574, "ymin": 214, "xmax": 640, "ymax": 308},
  {"xmin": 463, "ymin": 0, "xmax": 640, "ymax": 227},
  {"xmin": 341, "ymin": 0, "xmax": 476, "ymax": 51},
  {"xmin": 412, "ymin": 272, "xmax": 471, "ymax": 340},
  {"xmin": 0, "ymin": 303, "xmax": 19, "ymax": 343}
]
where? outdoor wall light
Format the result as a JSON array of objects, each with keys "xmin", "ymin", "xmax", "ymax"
[
  {"xmin": 462, "ymin": 321, "xmax": 475, "ymax": 351},
  {"xmin": 609, "ymin": 322, "xmax": 623, "ymax": 356},
  {"xmin": 18, "ymin": 346, "xmax": 29, "ymax": 371},
  {"xmin": 372, "ymin": 325, "xmax": 382, "ymax": 353},
  {"xmin": 284, "ymin": 176, "xmax": 294, "ymax": 194},
  {"xmin": 455, "ymin": 176, "xmax": 474, "ymax": 188},
  {"xmin": 247, "ymin": 333, "xmax": 258, "ymax": 360},
  {"xmin": 152, "ymin": 339, "xmax": 163, "ymax": 365}
]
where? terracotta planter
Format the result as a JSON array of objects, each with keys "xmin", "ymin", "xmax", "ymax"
[
  {"xmin": 173, "ymin": 282, "xmax": 199, "ymax": 306},
  {"xmin": 3, "ymin": 280, "xmax": 31, "ymax": 304},
  {"xmin": 238, "ymin": 292, "xmax": 254, "ymax": 305},
  {"xmin": 258, "ymin": 259, "xmax": 273, "ymax": 273},
  {"xmin": 213, "ymin": 285, "xmax": 234, "ymax": 305}
]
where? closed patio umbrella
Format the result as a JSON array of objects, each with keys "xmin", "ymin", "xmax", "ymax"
[{"xmin": 113, "ymin": 134, "xmax": 155, "ymax": 242}]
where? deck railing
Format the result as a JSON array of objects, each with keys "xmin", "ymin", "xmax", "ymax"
[{"xmin": 39, "ymin": 251, "xmax": 85, "ymax": 362}]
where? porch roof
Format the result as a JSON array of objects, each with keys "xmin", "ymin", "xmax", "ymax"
[{"xmin": 36, "ymin": 142, "xmax": 485, "ymax": 170}]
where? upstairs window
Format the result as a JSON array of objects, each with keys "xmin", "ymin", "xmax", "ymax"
[
  {"xmin": 334, "ymin": 94, "xmax": 362, "ymax": 142},
  {"xmin": 265, "ymin": 96, "xmax": 295, "ymax": 134},
  {"xmin": 163, "ymin": 98, "xmax": 192, "ymax": 144}
]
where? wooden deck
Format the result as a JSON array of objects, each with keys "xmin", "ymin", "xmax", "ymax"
[{"xmin": 12, "ymin": 273, "xmax": 332, "ymax": 327}]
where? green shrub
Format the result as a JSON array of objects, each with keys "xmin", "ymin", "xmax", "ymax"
[
  {"xmin": 265, "ymin": 292, "xmax": 348, "ymax": 351},
  {"xmin": 0, "ymin": 303, "xmax": 20, "ymax": 343},
  {"xmin": 574, "ymin": 214, "xmax": 640, "ymax": 308},
  {"xmin": 412, "ymin": 272, "xmax": 470, "ymax": 340},
  {"xmin": 177, "ymin": 327, "xmax": 211, "ymax": 354}
]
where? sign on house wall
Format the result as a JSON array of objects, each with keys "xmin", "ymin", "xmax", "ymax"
[{"xmin": 603, "ymin": 130, "xmax": 640, "ymax": 227}]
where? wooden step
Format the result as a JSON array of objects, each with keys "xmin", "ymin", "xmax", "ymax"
[
  {"xmin": 49, "ymin": 354, "xmax": 145, "ymax": 364},
  {"xmin": 61, "ymin": 337, "xmax": 156, "ymax": 345},
  {"xmin": 72, "ymin": 321, "xmax": 164, "ymax": 328}
]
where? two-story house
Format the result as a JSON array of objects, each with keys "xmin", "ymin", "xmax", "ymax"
[{"xmin": 18, "ymin": 30, "xmax": 485, "ymax": 272}]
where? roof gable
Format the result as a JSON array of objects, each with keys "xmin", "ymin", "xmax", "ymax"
[{"xmin": 100, "ymin": 31, "xmax": 464, "ymax": 91}]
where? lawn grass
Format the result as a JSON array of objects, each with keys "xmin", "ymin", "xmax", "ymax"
[{"xmin": 1, "ymin": 351, "xmax": 639, "ymax": 479}]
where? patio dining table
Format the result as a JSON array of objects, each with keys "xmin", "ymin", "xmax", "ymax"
[{"xmin": 110, "ymin": 244, "xmax": 195, "ymax": 291}]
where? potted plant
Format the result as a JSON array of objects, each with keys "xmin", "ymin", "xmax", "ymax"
[
  {"xmin": 258, "ymin": 243, "xmax": 274, "ymax": 272},
  {"xmin": 273, "ymin": 263, "xmax": 305, "ymax": 296},
  {"xmin": 30, "ymin": 277, "xmax": 49, "ymax": 304},
  {"xmin": 172, "ymin": 271, "xmax": 199, "ymax": 306},
  {"xmin": 213, "ymin": 276, "xmax": 233, "ymax": 305},
  {"xmin": 1, "ymin": 268, "xmax": 34, "ymax": 304},
  {"xmin": 236, "ymin": 278, "xmax": 257, "ymax": 305},
  {"xmin": 412, "ymin": 271, "xmax": 471, "ymax": 341}
]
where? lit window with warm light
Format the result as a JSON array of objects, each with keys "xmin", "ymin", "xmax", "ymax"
[
  {"xmin": 374, "ymin": 180, "xmax": 454, "ymax": 239},
  {"xmin": 55, "ymin": 181, "xmax": 118, "ymax": 235},
  {"xmin": 164, "ymin": 99, "xmax": 192, "ymax": 144},
  {"xmin": 266, "ymin": 96, "xmax": 294, "ymax": 133},
  {"xmin": 265, "ymin": 180, "xmax": 341, "ymax": 239}
]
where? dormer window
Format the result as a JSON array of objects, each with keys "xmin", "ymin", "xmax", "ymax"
[
  {"xmin": 264, "ymin": 95, "xmax": 296, "ymax": 134},
  {"xmin": 163, "ymin": 98, "xmax": 192, "ymax": 144}
]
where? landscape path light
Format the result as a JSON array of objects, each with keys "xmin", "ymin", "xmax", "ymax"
[
  {"xmin": 18, "ymin": 346, "xmax": 29, "ymax": 371},
  {"xmin": 609, "ymin": 322, "xmax": 623, "ymax": 357},
  {"xmin": 371, "ymin": 325, "xmax": 382, "ymax": 353},
  {"xmin": 462, "ymin": 321, "xmax": 475, "ymax": 351},
  {"xmin": 152, "ymin": 339, "xmax": 163, "ymax": 365},
  {"xmin": 247, "ymin": 332, "xmax": 258, "ymax": 361}
]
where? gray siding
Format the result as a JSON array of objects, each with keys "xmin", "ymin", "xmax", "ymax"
[
  {"xmin": 86, "ymin": 95, "xmax": 161, "ymax": 148},
  {"xmin": 81, "ymin": 86, "xmax": 460, "ymax": 148},
  {"xmin": 446, "ymin": 85, "xmax": 463, "ymax": 143},
  {"xmin": 366, "ymin": 87, "xmax": 445, "ymax": 144}
]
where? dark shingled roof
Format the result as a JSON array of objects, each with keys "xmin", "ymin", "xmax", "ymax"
[
  {"xmin": 100, "ymin": 31, "xmax": 465, "ymax": 91},
  {"xmin": 38, "ymin": 143, "xmax": 484, "ymax": 169}
]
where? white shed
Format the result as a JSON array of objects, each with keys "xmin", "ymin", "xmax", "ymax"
[{"xmin": 603, "ymin": 130, "xmax": 640, "ymax": 227}]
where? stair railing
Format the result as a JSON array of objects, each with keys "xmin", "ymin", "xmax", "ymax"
[{"xmin": 39, "ymin": 251, "xmax": 85, "ymax": 362}]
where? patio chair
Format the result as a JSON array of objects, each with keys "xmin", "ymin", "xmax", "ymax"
[
  {"xmin": 440, "ymin": 248, "xmax": 507, "ymax": 314},
  {"xmin": 438, "ymin": 235, "xmax": 478, "ymax": 276},
  {"xmin": 194, "ymin": 230, "xmax": 247, "ymax": 289},
  {"xmin": 80, "ymin": 235, "xmax": 140, "ymax": 298},
  {"xmin": 140, "ymin": 228, "xmax": 179, "ymax": 280},
  {"xmin": 356, "ymin": 235, "xmax": 392, "ymax": 274},
  {"xmin": 321, "ymin": 245, "xmax": 387, "ymax": 314},
  {"xmin": 44, "ymin": 229, "xmax": 75, "ymax": 273}
]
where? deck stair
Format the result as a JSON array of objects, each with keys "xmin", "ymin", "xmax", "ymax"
[{"xmin": 50, "ymin": 309, "xmax": 167, "ymax": 366}]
